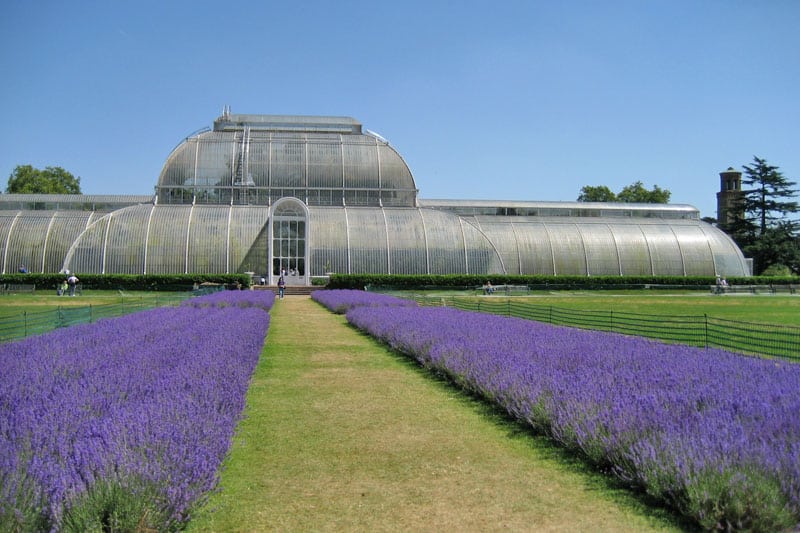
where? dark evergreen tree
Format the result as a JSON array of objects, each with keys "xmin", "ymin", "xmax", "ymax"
[{"xmin": 727, "ymin": 157, "xmax": 799, "ymax": 274}]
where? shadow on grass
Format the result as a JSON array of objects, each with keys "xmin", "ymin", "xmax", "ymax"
[{"xmin": 347, "ymin": 325, "xmax": 699, "ymax": 532}]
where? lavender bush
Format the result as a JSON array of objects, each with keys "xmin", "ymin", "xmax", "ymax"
[
  {"xmin": 312, "ymin": 289, "xmax": 417, "ymax": 314},
  {"xmin": 181, "ymin": 289, "xmax": 275, "ymax": 310},
  {"xmin": 343, "ymin": 301, "xmax": 800, "ymax": 531},
  {"xmin": 0, "ymin": 297, "xmax": 270, "ymax": 530}
]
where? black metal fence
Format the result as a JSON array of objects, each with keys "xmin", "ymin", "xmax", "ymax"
[
  {"xmin": 411, "ymin": 296, "xmax": 800, "ymax": 362},
  {"xmin": 0, "ymin": 293, "xmax": 199, "ymax": 343}
]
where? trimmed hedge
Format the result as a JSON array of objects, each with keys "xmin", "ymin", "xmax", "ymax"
[
  {"xmin": 326, "ymin": 273, "xmax": 800, "ymax": 291},
  {"xmin": 0, "ymin": 273, "xmax": 252, "ymax": 291}
]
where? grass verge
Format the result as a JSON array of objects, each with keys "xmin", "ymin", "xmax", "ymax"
[
  {"xmin": 402, "ymin": 290, "xmax": 800, "ymax": 326},
  {"xmin": 187, "ymin": 296, "xmax": 689, "ymax": 532}
]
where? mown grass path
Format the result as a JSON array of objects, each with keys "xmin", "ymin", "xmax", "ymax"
[{"xmin": 188, "ymin": 296, "xmax": 686, "ymax": 532}]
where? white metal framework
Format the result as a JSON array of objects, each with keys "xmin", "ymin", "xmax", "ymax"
[{"xmin": 0, "ymin": 113, "xmax": 751, "ymax": 278}]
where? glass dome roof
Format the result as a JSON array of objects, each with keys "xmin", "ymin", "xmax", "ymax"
[{"xmin": 156, "ymin": 113, "xmax": 418, "ymax": 208}]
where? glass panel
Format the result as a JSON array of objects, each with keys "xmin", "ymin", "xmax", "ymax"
[
  {"xmin": 232, "ymin": 207, "xmax": 270, "ymax": 275},
  {"xmin": 104, "ymin": 206, "xmax": 151, "ymax": 274},
  {"xmin": 271, "ymin": 140, "xmax": 305, "ymax": 188},
  {"xmin": 187, "ymin": 207, "xmax": 229, "ymax": 273},
  {"xmin": 346, "ymin": 209, "xmax": 388, "ymax": 273},
  {"xmin": 672, "ymin": 224, "xmax": 714, "ymax": 276},
  {"xmin": 343, "ymin": 142, "xmax": 379, "ymax": 190},
  {"xmin": 196, "ymin": 134, "xmax": 235, "ymax": 189},
  {"xmin": 6, "ymin": 212, "xmax": 52, "ymax": 273},
  {"xmin": 609, "ymin": 224, "xmax": 652, "ymax": 275},
  {"xmin": 384, "ymin": 209, "xmax": 427, "ymax": 274},
  {"xmin": 420, "ymin": 210, "xmax": 466, "ymax": 274},
  {"xmin": 145, "ymin": 206, "xmax": 191, "ymax": 274},
  {"xmin": 308, "ymin": 139, "xmax": 343, "ymax": 189},
  {"xmin": 66, "ymin": 214, "xmax": 109, "ymax": 274},
  {"xmin": 309, "ymin": 208, "xmax": 347, "ymax": 275},
  {"xmin": 642, "ymin": 224, "xmax": 685, "ymax": 275},
  {"xmin": 580, "ymin": 222, "xmax": 621, "ymax": 276},
  {"xmin": 547, "ymin": 223, "xmax": 588, "ymax": 276}
]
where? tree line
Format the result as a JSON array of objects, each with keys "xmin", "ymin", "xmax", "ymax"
[{"xmin": 4, "ymin": 164, "xmax": 81, "ymax": 194}]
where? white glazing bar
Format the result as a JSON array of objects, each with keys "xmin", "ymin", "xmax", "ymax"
[
  {"xmin": 638, "ymin": 225, "xmax": 655, "ymax": 275},
  {"xmin": 381, "ymin": 208, "xmax": 391, "ymax": 274},
  {"xmin": 669, "ymin": 225, "xmax": 688, "ymax": 276},
  {"xmin": 541, "ymin": 223, "xmax": 557, "ymax": 275},
  {"xmin": 142, "ymin": 205, "xmax": 156, "ymax": 275},
  {"xmin": 574, "ymin": 223, "xmax": 590, "ymax": 276},
  {"xmin": 510, "ymin": 220, "xmax": 522, "ymax": 275},
  {"xmin": 459, "ymin": 218, "xmax": 469, "ymax": 274},
  {"xmin": 344, "ymin": 207, "xmax": 351, "ymax": 274},
  {"xmin": 226, "ymin": 205, "xmax": 233, "ymax": 273},
  {"xmin": 101, "ymin": 214, "xmax": 113, "ymax": 275},
  {"xmin": 606, "ymin": 223, "xmax": 623, "ymax": 276},
  {"xmin": 418, "ymin": 209, "xmax": 430, "ymax": 275},
  {"xmin": 2, "ymin": 212, "xmax": 21, "ymax": 274},
  {"xmin": 40, "ymin": 212, "xmax": 57, "ymax": 274},
  {"xmin": 185, "ymin": 204, "xmax": 194, "ymax": 274}
]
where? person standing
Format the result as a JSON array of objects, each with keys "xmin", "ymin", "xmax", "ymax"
[
  {"xmin": 277, "ymin": 276, "xmax": 286, "ymax": 299},
  {"xmin": 67, "ymin": 274, "xmax": 79, "ymax": 296}
]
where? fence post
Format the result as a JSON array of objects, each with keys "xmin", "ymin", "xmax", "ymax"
[
  {"xmin": 23, "ymin": 310, "xmax": 27, "ymax": 337},
  {"xmin": 610, "ymin": 310, "xmax": 614, "ymax": 333},
  {"xmin": 704, "ymin": 313, "xmax": 709, "ymax": 349}
]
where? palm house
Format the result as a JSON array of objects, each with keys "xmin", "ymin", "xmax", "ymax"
[{"xmin": 0, "ymin": 111, "xmax": 750, "ymax": 283}]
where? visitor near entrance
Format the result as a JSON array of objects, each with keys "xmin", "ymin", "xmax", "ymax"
[{"xmin": 67, "ymin": 274, "xmax": 79, "ymax": 296}]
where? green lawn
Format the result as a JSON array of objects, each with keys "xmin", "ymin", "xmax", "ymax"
[
  {"xmin": 0, "ymin": 290, "xmax": 185, "ymax": 316},
  {"xmin": 0, "ymin": 291, "xmax": 191, "ymax": 341},
  {"xmin": 187, "ymin": 296, "xmax": 687, "ymax": 531},
  {"xmin": 402, "ymin": 290, "xmax": 800, "ymax": 326}
]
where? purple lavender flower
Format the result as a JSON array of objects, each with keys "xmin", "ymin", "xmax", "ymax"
[
  {"xmin": 312, "ymin": 289, "xmax": 417, "ymax": 314},
  {"xmin": 181, "ymin": 289, "xmax": 275, "ymax": 310},
  {"xmin": 1, "ymin": 304, "xmax": 270, "ymax": 528},
  {"xmin": 344, "ymin": 302, "xmax": 800, "ymax": 530}
]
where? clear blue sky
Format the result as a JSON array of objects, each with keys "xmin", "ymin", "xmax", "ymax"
[{"xmin": 2, "ymin": 1, "xmax": 798, "ymax": 219}]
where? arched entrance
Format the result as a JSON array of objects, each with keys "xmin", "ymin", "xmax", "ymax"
[{"xmin": 269, "ymin": 198, "xmax": 309, "ymax": 285}]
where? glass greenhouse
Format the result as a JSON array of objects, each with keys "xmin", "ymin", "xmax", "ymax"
[{"xmin": 0, "ymin": 112, "xmax": 750, "ymax": 282}]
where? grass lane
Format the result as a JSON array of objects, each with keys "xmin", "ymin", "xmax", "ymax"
[{"xmin": 188, "ymin": 296, "xmax": 688, "ymax": 532}]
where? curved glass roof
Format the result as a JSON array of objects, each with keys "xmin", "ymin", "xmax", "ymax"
[
  {"xmin": 0, "ymin": 112, "xmax": 752, "ymax": 279},
  {"xmin": 28, "ymin": 205, "xmax": 747, "ymax": 278},
  {"xmin": 156, "ymin": 114, "xmax": 418, "ymax": 208}
]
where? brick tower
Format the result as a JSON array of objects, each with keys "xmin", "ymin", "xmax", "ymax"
[{"xmin": 716, "ymin": 167, "xmax": 744, "ymax": 230}]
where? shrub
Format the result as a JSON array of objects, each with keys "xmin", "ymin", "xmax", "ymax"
[
  {"xmin": 0, "ymin": 304, "xmax": 270, "ymax": 529},
  {"xmin": 343, "ymin": 300, "xmax": 800, "ymax": 530}
]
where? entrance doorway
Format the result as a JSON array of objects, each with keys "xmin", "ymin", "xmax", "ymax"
[{"xmin": 269, "ymin": 198, "xmax": 309, "ymax": 285}]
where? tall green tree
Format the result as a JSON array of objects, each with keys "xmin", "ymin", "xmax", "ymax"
[
  {"xmin": 577, "ymin": 181, "xmax": 670, "ymax": 203},
  {"xmin": 616, "ymin": 181, "xmax": 671, "ymax": 203},
  {"xmin": 727, "ymin": 156, "xmax": 799, "ymax": 274},
  {"xmin": 5, "ymin": 165, "xmax": 82, "ymax": 194},
  {"xmin": 577, "ymin": 185, "xmax": 617, "ymax": 202}
]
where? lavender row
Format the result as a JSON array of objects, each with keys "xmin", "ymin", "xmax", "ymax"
[
  {"xmin": 181, "ymin": 289, "xmax": 276, "ymax": 310},
  {"xmin": 0, "ymin": 303, "xmax": 270, "ymax": 529},
  {"xmin": 344, "ymin": 302, "xmax": 800, "ymax": 531},
  {"xmin": 312, "ymin": 289, "xmax": 416, "ymax": 314}
]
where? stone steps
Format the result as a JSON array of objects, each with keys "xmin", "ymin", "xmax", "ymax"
[{"xmin": 252, "ymin": 285, "xmax": 319, "ymax": 296}]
